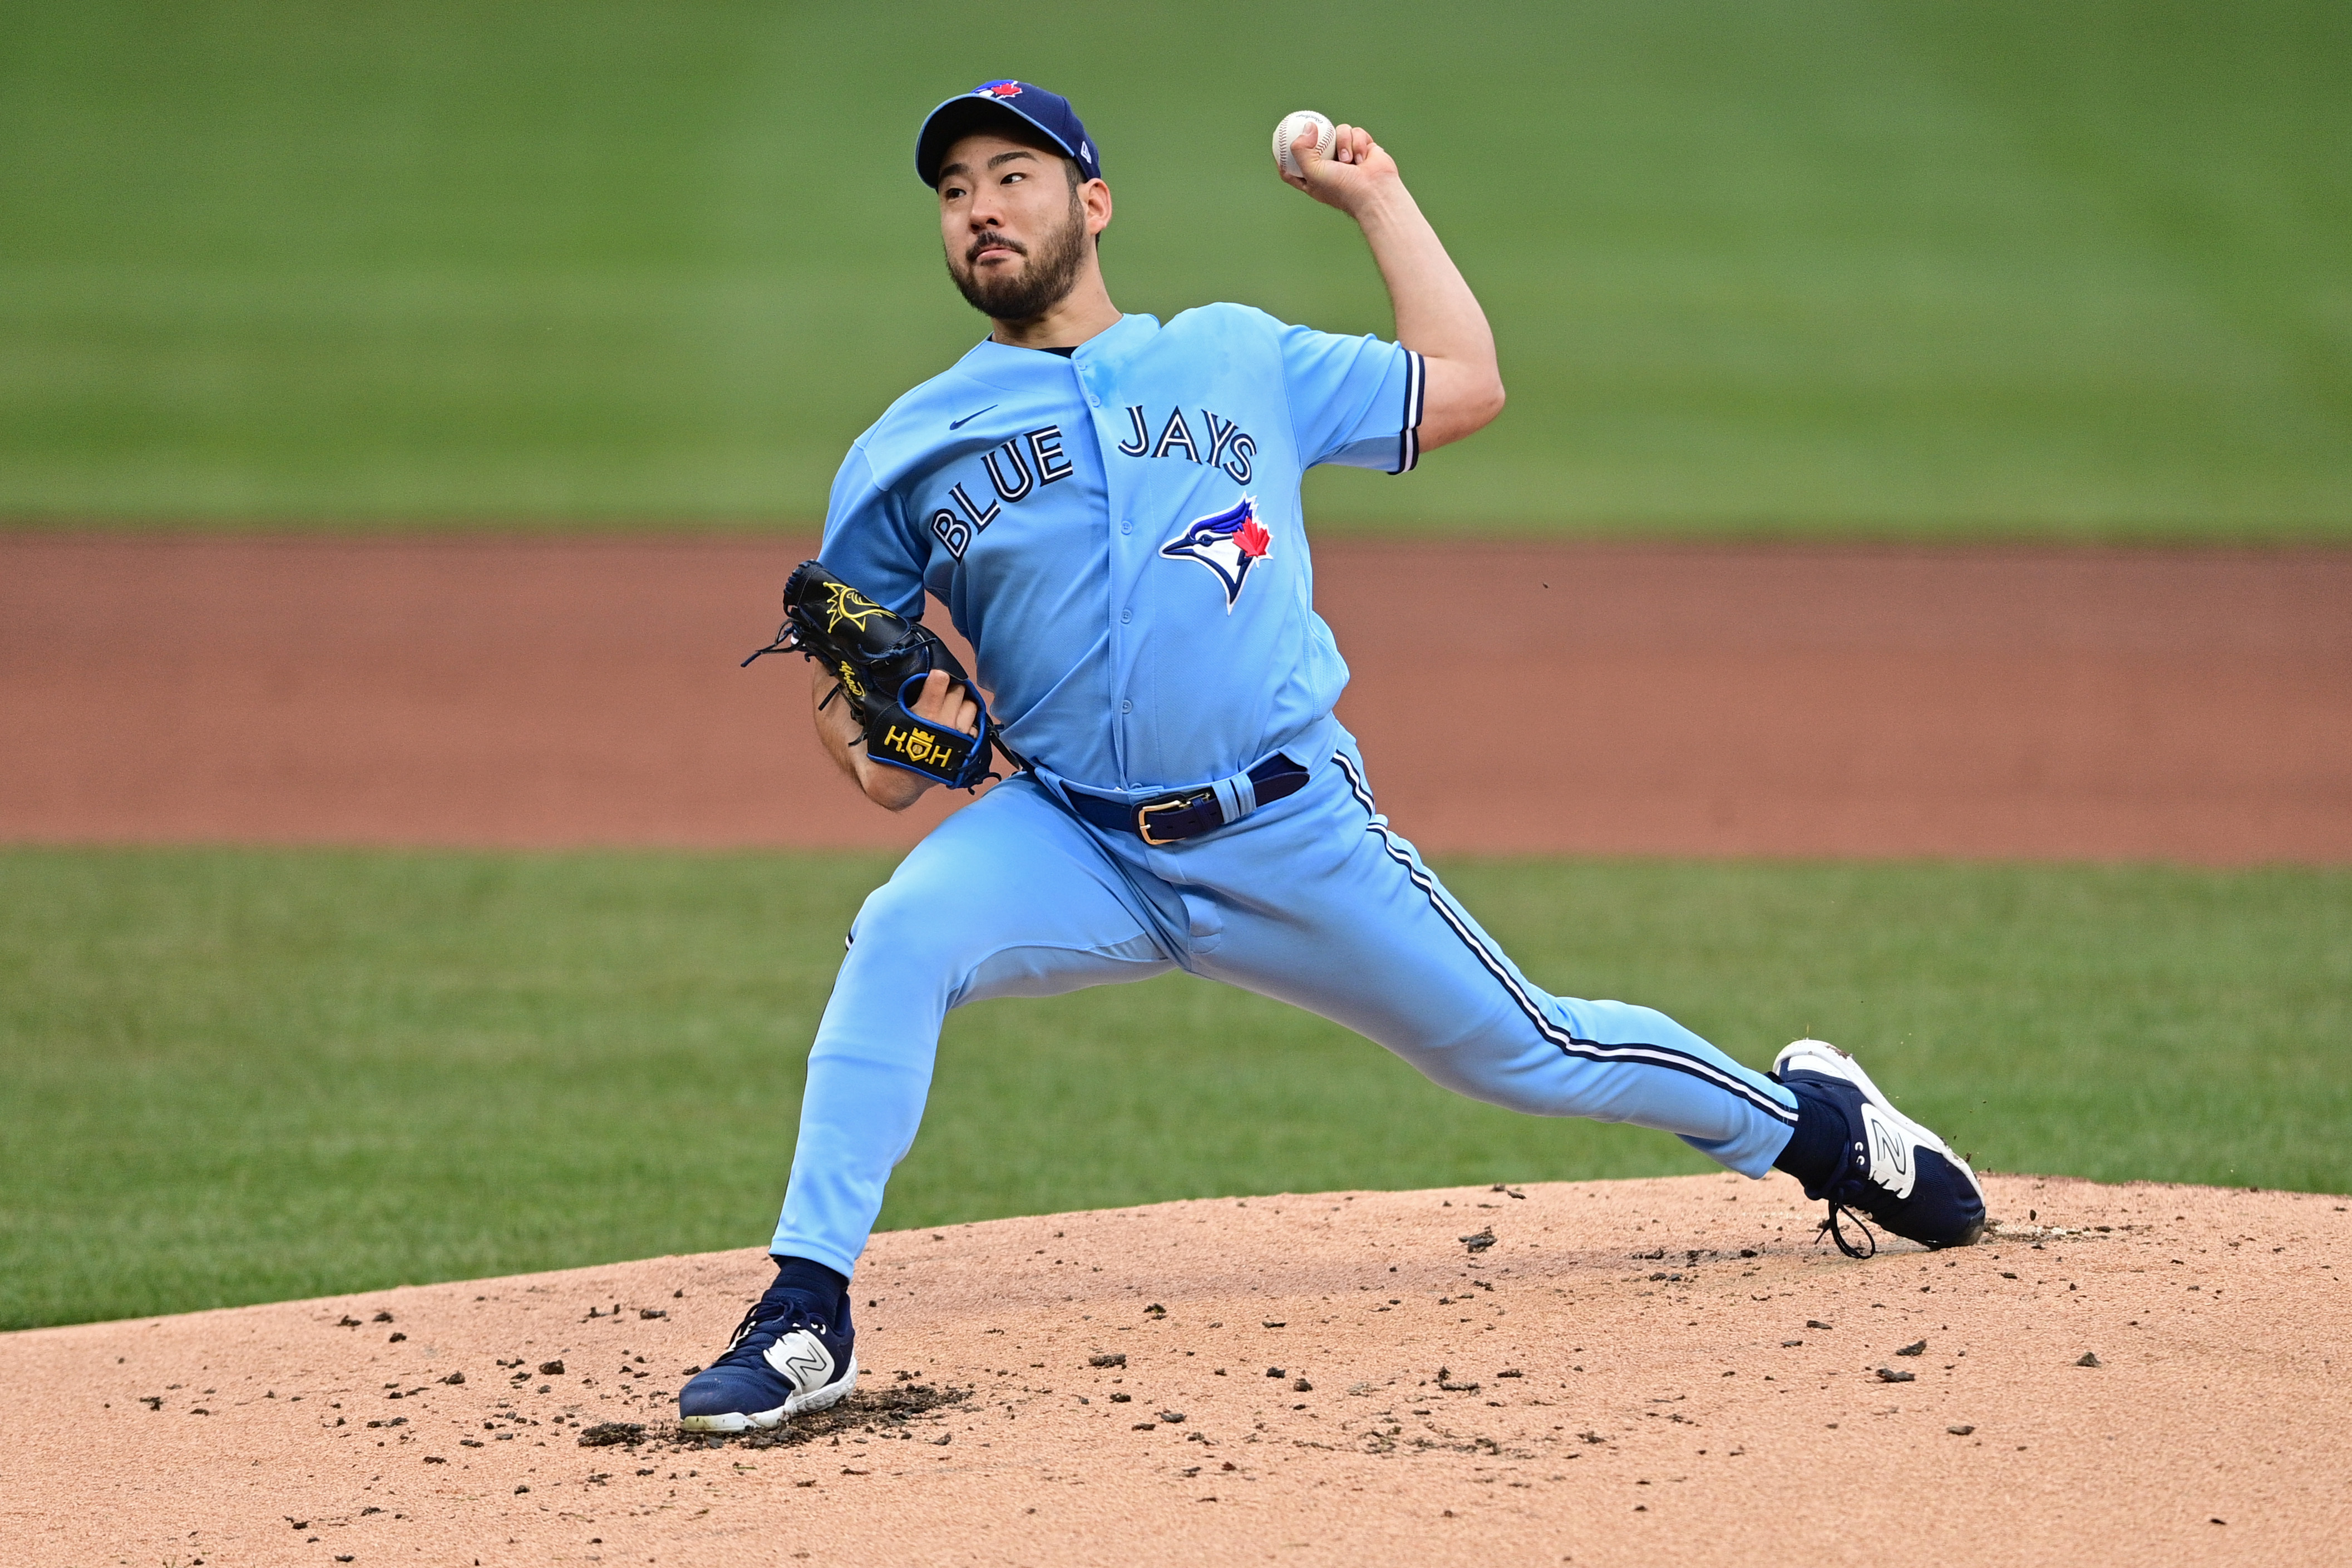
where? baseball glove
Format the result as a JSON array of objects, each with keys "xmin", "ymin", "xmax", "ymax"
[{"xmin": 741, "ymin": 560, "xmax": 1012, "ymax": 791}]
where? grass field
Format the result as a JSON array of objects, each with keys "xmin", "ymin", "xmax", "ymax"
[
  {"xmin": 2, "ymin": 1, "xmax": 2347, "ymax": 535},
  {"xmin": 3, "ymin": 846, "xmax": 2344, "ymax": 1330}
]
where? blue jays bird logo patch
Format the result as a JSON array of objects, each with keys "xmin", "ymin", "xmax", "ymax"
[{"xmin": 1159, "ymin": 496, "xmax": 1270, "ymax": 612}]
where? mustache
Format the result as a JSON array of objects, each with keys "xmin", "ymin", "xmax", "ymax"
[{"xmin": 965, "ymin": 231, "xmax": 1028, "ymax": 265}]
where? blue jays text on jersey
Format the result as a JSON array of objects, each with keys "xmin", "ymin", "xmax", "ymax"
[{"xmin": 816, "ymin": 304, "xmax": 1425, "ymax": 798}]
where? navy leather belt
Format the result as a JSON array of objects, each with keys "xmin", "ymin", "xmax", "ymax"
[{"xmin": 1064, "ymin": 754, "xmax": 1312, "ymax": 846}]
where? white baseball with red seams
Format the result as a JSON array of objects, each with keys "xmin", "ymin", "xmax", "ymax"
[{"xmin": 1273, "ymin": 110, "xmax": 1335, "ymax": 179}]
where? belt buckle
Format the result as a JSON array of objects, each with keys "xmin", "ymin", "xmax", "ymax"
[{"xmin": 1136, "ymin": 788, "xmax": 1212, "ymax": 846}]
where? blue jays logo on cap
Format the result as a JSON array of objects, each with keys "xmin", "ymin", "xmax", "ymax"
[
  {"xmin": 1160, "ymin": 496, "xmax": 1270, "ymax": 612},
  {"xmin": 916, "ymin": 80, "xmax": 1102, "ymax": 188}
]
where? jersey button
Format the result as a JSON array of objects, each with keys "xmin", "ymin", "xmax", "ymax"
[
  {"xmin": 1119, "ymin": 520, "xmax": 1132, "ymax": 535},
  {"xmin": 1120, "ymin": 608, "xmax": 1132, "ymax": 624},
  {"xmin": 1120, "ymin": 700, "xmax": 1133, "ymax": 714}
]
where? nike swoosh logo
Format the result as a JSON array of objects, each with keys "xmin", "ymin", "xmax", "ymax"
[{"xmin": 948, "ymin": 405, "xmax": 998, "ymax": 430}]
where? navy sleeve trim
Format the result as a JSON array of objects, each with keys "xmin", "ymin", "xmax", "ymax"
[{"xmin": 1393, "ymin": 349, "xmax": 1427, "ymax": 475}]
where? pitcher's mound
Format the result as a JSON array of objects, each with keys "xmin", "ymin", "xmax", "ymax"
[{"xmin": 4, "ymin": 1173, "xmax": 2344, "ymax": 1566}]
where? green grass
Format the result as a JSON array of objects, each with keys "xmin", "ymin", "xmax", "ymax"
[
  {"xmin": 1, "ymin": 1, "xmax": 2346, "ymax": 536},
  {"xmin": 2, "ymin": 847, "xmax": 2345, "ymax": 1330}
]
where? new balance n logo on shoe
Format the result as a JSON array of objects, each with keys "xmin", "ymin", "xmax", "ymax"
[
  {"xmin": 1862, "ymin": 1104, "xmax": 1916, "ymax": 1199},
  {"xmin": 765, "ymin": 1329, "xmax": 834, "ymax": 1393}
]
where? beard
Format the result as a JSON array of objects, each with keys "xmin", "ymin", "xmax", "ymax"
[{"xmin": 945, "ymin": 191, "xmax": 1091, "ymax": 323}]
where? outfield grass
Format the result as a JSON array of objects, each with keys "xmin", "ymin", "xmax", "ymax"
[
  {"xmin": 1, "ymin": 1, "xmax": 2346, "ymax": 536},
  {"xmin": 2, "ymin": 847, "xmax": 2344, "ymax": 1330}
]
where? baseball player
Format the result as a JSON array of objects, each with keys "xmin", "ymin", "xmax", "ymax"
[{"xmin": 681, "ymin": 81, "xmax": 1985, "ymax": 1431}]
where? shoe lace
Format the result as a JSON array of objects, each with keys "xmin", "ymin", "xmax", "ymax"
[
  {"xmin": 1817, "ymin": 1197, "xmax": 1878, "ymax": 1260},
  {"xmin": 717, "ymin": 1291, "xmax": 825, "ymax": 1363}
]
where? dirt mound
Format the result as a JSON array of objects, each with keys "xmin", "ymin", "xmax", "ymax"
[{"xmin": 2, "ymin": 1173, "xmax": 2343, "ymax": 1566}]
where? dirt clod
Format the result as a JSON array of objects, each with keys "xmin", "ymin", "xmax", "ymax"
[
  {"xmin": 1896, "ymin": 1340, "xmax": 1926, "ymax": 1357},
  {"xmin": 1460, "ymin": 1228, "xmax": 1497, "ymax": 1254},
  {"xmin": 1089, "ymin": 1354, "xmax": 1126, "ymax": 1368},
  {"xmin": 2078, "ymin": 1353, "xmax": 2102, "ymax": 1368},
  {"xmin": 731, "ymin": 1383, "xmax": 969, "ymax": 1451},
  {"xmin": 579, "ymin": 1423, "xmax": 647, "ymax": 1447},
  {"xmin": 539, "ymin": 1360, "xmax": 565, "ymax": 1375},
  {"xmin": 1876, "ymin": 1368, "xmax": 1916, "ymax": 1383}
]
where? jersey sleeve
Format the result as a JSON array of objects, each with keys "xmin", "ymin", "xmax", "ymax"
[
  {"xmin": 815, "ymin": 442, "xmax": 929, "ymax": 617},
  {"xmin": 1278, "ymin": 321, "xmax": 1427, "ymax": 475}
]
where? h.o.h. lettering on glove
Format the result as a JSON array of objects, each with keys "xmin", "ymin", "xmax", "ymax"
[{"xmin": 877, "ymin": 721, "xmax": 971, "ymax": 776}]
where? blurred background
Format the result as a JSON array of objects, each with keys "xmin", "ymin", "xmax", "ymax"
[
  {"xmin": 4, "ymin": 0, "xmax": 2346, "ymax": 535},
  {"xmin": 3, "ymin": 1, "xmax": 2346, "ymax": 1329}
]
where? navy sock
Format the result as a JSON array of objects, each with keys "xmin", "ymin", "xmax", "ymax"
[
  {"xmin": 1771, "ymin": 1082, "xmax": 1850, "ymax": 1191},
  {"xmin": 768, "ymin": 1255, "xmax": 849, "ymax": 1315}
]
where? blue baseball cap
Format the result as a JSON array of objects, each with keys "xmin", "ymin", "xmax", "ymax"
[{"xmin": 916, "ymin": 81, "xmax": 1101, "ymax": 189}]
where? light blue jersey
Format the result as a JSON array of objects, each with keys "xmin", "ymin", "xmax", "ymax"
[{"xmin": 818, "ymin": 306, "xmax": 1423, "ymax": 794}]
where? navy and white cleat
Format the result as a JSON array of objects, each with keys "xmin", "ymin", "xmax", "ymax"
[
  {"xmin": 1772, "ymin": 1038, "xmax": 1986, "ymax": 1258},
  {"xmin": 678, "ymin": 1280, "xmax": 857, "ymax": 1432}
]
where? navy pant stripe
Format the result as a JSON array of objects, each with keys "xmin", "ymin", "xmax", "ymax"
[{"xmin": 1332, "ymin": 753, "xmax": 1796, "ymax": 1126}]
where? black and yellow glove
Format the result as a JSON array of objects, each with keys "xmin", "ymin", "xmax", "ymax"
[{"xmin": 742, "ymin": 560, "xmax": 1007, "ymax": 791}]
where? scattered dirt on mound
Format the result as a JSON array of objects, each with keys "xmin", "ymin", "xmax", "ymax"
[{"xmin": 3, "ymin": 1173, "xmax": 2345, "ymax": 1566}]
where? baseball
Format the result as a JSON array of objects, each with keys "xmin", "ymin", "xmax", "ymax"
[{"xmin": 1272, "ymin": 109, "xmax": 1335, "ymax": 180}]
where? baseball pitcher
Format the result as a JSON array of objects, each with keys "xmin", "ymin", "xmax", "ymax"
[{"xmin": 682, "ymin": 81, "xmax": 1984, "ymax": 1431}]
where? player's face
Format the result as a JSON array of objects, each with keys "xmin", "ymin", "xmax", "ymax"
[{"xmin": 936, "ymin": 132, "xmax": 1094, "ymax": 323}]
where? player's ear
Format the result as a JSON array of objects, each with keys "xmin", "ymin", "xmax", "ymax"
[{"xmin": 1082, "ymin": 177, "xmax": 1112, "ymax": 241}]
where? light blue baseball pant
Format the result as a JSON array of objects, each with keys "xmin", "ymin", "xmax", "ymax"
[{"xmin": 771, "ymin": 731, "xmax": 1798, "ymax": 1278}]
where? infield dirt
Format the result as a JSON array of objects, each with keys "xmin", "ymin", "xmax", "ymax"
[
  {"xmin": 3, "ymin": 1173, "xmax": 2344, "ymax": 1567},
  {"xmin": 5, "ymin": 534, "xmax": 2348, "ymax": 862}
]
